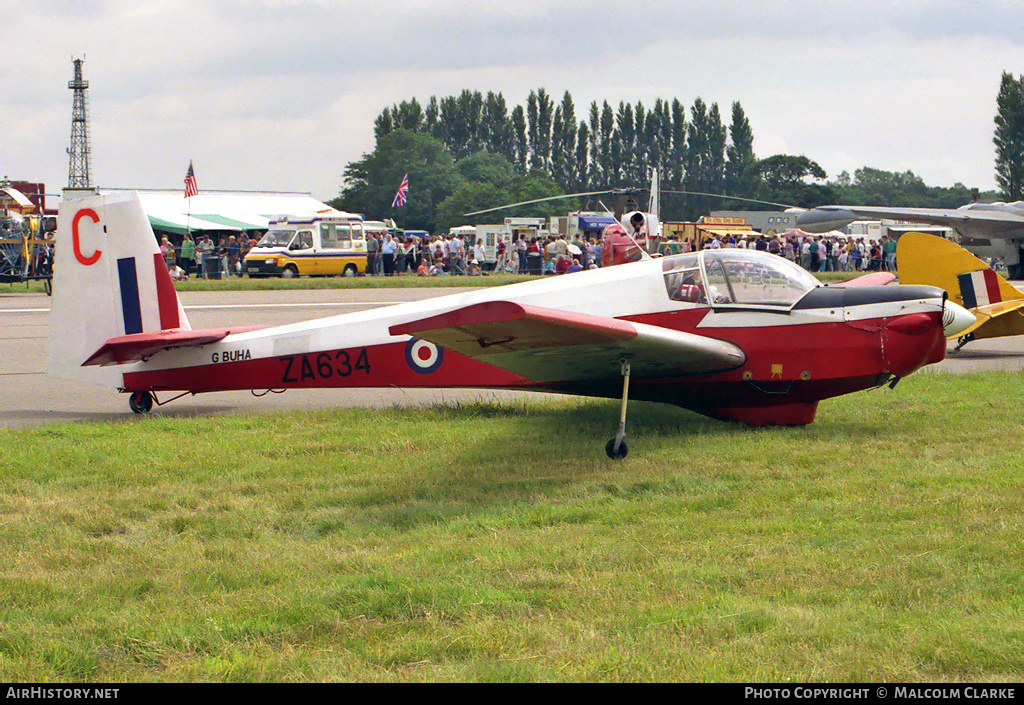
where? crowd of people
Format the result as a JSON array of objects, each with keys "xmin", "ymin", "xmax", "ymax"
[
  {"xmin": 159, "ymin": 232, "xmax": 255, "ymax": 281},
  {"xmin": 660, "ymin": 230, "xmax": 900, "ymax": 273},
  {"xmin": 155, "ymin": 226, "xmax": 900, "ymax": 283},
  {"xmin": 362, "ymin": 230, "xmax": 601, "ymax": 277},
  {"xmin": 158, "ymin": 228, "xmax": 605, "ymax": 280}
]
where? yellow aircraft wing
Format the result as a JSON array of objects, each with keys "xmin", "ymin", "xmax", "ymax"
[{"xmin": 957, "ymin": 300, "xmax": 1024, "ymax": 340}]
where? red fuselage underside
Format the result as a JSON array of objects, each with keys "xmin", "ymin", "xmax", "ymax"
[{"xmin": 121, "ymin": 307, "xmax": 946, "ymax": 427}]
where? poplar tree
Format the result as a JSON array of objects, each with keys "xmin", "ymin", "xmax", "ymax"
[
  {"xmin": 526, "ymin": 88, "xmax": 554, "ymax": 172},
  {"xmin": 994, "ymin": 71, "xmax": 1024, "ymax": 200},
  {"xmin": 551, "ymin": 91, "xmax": 577, "ymax": 189},
  {"xmin": 598, "ymin": 101, "xmax": 616, "ymax": 188},
  {"xmin": 683, "ymin": 98, "xmax": 726, "ymax": 219},
  {"xmin": 511, "ymin": 105, "xmax": 528, "ymax": 173},
  {"xmin": 725, "ymin": 101, "xmax": 759, "ymax": 203},
  {"xmin": 483, "ymin": 92, "xmax": 512, "ymax": 161},
  {"xmin": 575, "ymin": 120, "xmax": 591, "ymax": 192},
  {"xmin": 661, "ymin": 99, "xmax": 688, "ymax": 218}
]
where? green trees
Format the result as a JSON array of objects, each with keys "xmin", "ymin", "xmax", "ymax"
[
  {"xmin": 682, "ymin": 99, "xmax": 727, "ymax": 219},
  {"xmin": 757, "ymin": 154, "xmax": 833, "ymax": 208},
  {"xmin": 332, "ymin": 130, "xmax": 577, "ymax": 233},
  {"xmin": 828, "ymin": 167, "xmax": 972, "ymax": 208},
  {"xmin": 370, "ymin": 90, "xmax": 705, "ymax": 203},
  {"xmin": 995, "ymin": 71, "xmax": 1024, "ymax": 200},
  {"xmin": 332, "ymin": 129, "xmax": 461, "ymax": 232},
  {"xmin": 345, "ymin": 83, "xmax": 995, "ymax": 230},
  {"xmin": 724, "ymin": 102, "xmax": 759, "ymax": 207},
  {"xmin": 355, "ymin": 90, "xmax": 802, "ymax": 226}
]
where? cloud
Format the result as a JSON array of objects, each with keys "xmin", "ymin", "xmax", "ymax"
[{"xmin": 3, "ymin": 0, "xmax": 1023, "ymax": 203}]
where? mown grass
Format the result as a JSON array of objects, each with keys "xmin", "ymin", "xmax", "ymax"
[
  {"xmin": 4, "ymin": 268, "xmax": 856, "ymax": 296},
  {"xmin": 1, "ymin": 373, "xmax": 1022, "ymax": 682},
  {"xmin": 171, "ymin": 272, "xmax": 537, "ymax": 292},
  {"xmin": 172, "ymin": 269, "xmax": 855, "ymax": 292}
]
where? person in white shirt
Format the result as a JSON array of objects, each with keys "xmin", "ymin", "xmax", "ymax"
[{"xmin": 449, "ymin": 234, "xmax": 465, "ymax": 275}]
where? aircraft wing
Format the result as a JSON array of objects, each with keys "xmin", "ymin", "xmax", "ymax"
[
  {"xmin": 83, "ymin": 327, "xmax": 269, "ymax": 366},
  {"xmin": 956, "ymin": 299, "xmax": 1024, "ymax": 338},
  {"xmin": 389, "ymin": 301, "xmax": 746, "ymax": 383},
  {"xmin": 1, "ymin": 186, "xmax": 33, "ymax": 209},
  {"xmin": 797, "ymin": 205, "xmax": 1024, "ymax": 237},
  {"xmin": 830, "ymin": 272, "xmax": 896, "ymax": 287}
]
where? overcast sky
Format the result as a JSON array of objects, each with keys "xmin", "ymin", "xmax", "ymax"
[{"xmin": 4, "ymin": 0, "xmax": 1024, "ymax": 206}]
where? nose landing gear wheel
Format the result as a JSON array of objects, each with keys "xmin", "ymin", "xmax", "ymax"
[{"xmin": 129, "ymin": 391, "xmax": 154, "ymax": 414}]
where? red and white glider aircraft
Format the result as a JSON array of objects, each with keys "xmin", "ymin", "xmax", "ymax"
[{"xmin": 48, "ymin": 193, "xmax": 975, "ymax": 458}]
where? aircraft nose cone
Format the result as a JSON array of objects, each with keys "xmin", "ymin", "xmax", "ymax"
[
  {"xmin": 942, "ymin": 301, "xmax": 976, "ymax": 338},
  {"xmin": 795, "ymin": 207, "xmax": 858, "ymax": 233}
]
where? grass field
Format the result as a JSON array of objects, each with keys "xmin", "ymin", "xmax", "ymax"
[
  {"xmin": 3, "ymin": 269, "xmax": 857, "ymax": 296},
  {"xmin": 2, "ymin": 373, "xmax": 1023, "ymax": 682}
]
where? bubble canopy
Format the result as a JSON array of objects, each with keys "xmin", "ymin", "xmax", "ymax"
[{"xmin": 662, "ymin": 249, "xmax": 821, "ymax": 309}]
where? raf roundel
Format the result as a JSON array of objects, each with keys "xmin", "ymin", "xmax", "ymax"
[{"xmin": 405, "ymin": 337, "xmax": 444, "ymax": 374}]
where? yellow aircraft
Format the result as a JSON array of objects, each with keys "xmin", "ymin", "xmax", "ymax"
[{"xmin": 897, "ymin": 231, "xmax": 1024, "ymax": 351}]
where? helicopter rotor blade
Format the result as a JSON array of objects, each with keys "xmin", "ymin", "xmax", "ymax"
[
  {"xmin": 462, "ymin": 190, "xmax": 616, "ymax": 217},
  {"xmin": 658, "ymin": 190, "xmax": 798, "ymax": 210},
  {"xmin": 463, "ymin": 185, "xmax": 799, "ymax": 219}
]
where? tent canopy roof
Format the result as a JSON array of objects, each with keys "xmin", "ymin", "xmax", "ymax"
[{"xmin": 96, "ymin": 189, "xmax": 346, "ymax": 237}]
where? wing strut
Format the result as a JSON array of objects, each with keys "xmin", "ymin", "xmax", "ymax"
[{"xmin": 606, "ymin": 356, "xmax": 632, "ymax": 460}]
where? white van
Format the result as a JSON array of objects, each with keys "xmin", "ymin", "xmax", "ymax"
[{"xmin": 243, "ymin": 213, "xmax": 368, "ymax": 277}]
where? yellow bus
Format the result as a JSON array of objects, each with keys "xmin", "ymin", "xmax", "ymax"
[{"xmin": 243, "ymin": 213, "xmax": 371, "ymax": 277}]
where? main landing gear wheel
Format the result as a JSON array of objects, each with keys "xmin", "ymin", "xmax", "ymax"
[
  {"xmin": 605, "ymin": 438, "xmax": 628, "ymax": 460},
  {"xmin": 605, "ymin": 357, "xmax": 632, "ymax": 460},
  {"xmin": 129, "ymin": 391, "xmax": 154, "ymax": 414}
]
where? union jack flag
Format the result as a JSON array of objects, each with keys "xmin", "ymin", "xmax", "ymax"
[
  {"xmin": 184, "ymin": 161, "xmax": 198, "ymax": 198},
  {"xmin": 391, "ymin": 173, "xmax": 409, "ymax": 208}
]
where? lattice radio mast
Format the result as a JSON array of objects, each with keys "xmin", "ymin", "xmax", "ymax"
[{"xmin": 67, "ymin": 56, "xmax": 91, "ymax": 189}]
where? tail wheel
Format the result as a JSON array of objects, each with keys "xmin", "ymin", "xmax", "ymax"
[
  {"xmin": 343, "ymin": 264, "xmax": 357, "ymax": 277},
  {"xmin": 129, "ymin": 391, "xmax": 154, "ymax": 414}
]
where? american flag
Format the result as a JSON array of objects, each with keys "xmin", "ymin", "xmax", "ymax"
[
  {"xmin": 184, "ymin": 161, "xmax": 198, "ymax": 198},
  {"xmin": 391, "ymin": 173, "xmax": 409, "ymax": 208}
]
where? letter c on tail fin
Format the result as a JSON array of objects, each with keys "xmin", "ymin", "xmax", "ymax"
[{"xmin": 72, "ymin": 208, "xmax": 102, "ymax": 265}]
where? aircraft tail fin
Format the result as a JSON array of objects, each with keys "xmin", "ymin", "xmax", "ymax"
[
  {"xmin": 648, "ymin": 168, "xmax": 660, "ymax": 219},
  {"xmin": 896, "ymin": 231, "xmax": 1024, "ymax": 308},
  {"xmin": 47, "ymin": 192, "xmax": 191, "ymax": 388}
]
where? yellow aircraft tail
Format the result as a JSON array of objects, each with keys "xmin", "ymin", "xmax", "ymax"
[{"xmin": 897, "ymin": 231, "xmax": 1024, "ymax": 342}]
